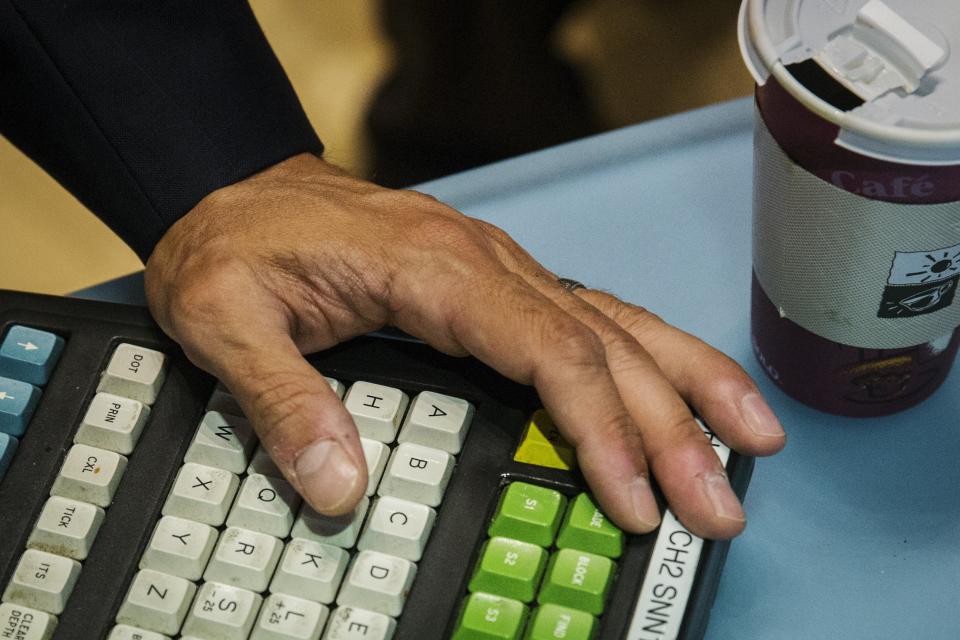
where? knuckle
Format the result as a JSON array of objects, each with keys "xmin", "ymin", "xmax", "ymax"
[
  {"xmin": 646, "ymin": 413, "xmax": 706, "ymax": 466},
  {"xmin": 613, "ymin": 301, "xmax": 664, "ymax": 337},
  {"xmin": 545, "ymin": 315, "xmax": 605, "ymax": 365}
]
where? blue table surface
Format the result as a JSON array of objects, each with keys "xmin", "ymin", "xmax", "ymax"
[{"xmin": 76, "ymin": 98, "xmax": 960, "ymax": 639}]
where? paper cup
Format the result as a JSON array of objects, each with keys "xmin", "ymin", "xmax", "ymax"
[{"xmin": 739, "ymin": 0, "xmax": 960, "ymax": 415}]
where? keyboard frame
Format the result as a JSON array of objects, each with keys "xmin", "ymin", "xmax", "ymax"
[{"xmin": 0, "ymin": 289, "xmax": 753, "ymax": 640}]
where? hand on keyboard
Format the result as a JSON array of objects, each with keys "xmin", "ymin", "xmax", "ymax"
[{"xmin": 144, "ymin": 153, "xmax": 786, "ymax": 540}]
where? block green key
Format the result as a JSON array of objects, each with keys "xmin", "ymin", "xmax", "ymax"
[
  {"xmin": 453, "ymin": 592, "xmax": 528, "ymax": 640},
  {"xmin": 538, "ymin": 549, "xmax": 613, "ymax": 615},
  {"xmin": 488, "ymin": 482, "xmax": 566, "ymax": 547},
  {"xmin": 556, "ymin": 493, "xmax": 624, "ymax": 559},
  {"xmin": 524, "ymin": 604, "xmax": 596, "ymax": 640},
  {"xmin": 469, "ymin": 537, "xmax": 548, "ymax": 602}
]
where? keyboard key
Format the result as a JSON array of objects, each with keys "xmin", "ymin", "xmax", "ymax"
[
  {"xmin": 291, "ymin": 496, "xmax": 369, "ymax": 549},
  {"xmin": 162, "ymin": 462, "xmax": 239, "ymax": 526},
  {"xmin": 397, "ymin": 391, "xmax": 474, "ymax": 454},
  {"xmin": 524, "ymin": 603, "xmax": 596, "ymax": 640},
  {"xmin": 270, "ymin": 539, "xmax": 348, "ymax": 605},
  {"xmin": 325, "ymin": 376, "xmax": 346, "ymax": 400},
  {"xmin": 0, "ymin": 432, "xmax": 17, "ymax": 480},
  {"xmin": 468, "ymin": 537, "xmax": 547, "ymax": 603},
  {"xmin": 357, "ymin": 496, "xmax": 436, "ymax": 562},
  {"xmin": 377, "ymin": 442, "xmax": 453, "ymax": 507},
  {"xmin": 75, "ymin": 392, "xmax": 150, "ymax": 455},
  {"xmin": 2, "ymin": 549, "xmax": 80, "ymax": 615},
  {"xmin": 343, "ymin": 382, "xmax": 409, "ymax": 443},
  {"xmin": 0, "ymin": 376, "xmax": 41, "ymax": 437},
  {"xmin": 140, "ymin": 516, "xmax": 218, "ymax": 581},
  {"xmin": 323, "ymin": 607, "xmax": 395, "ymax": 640},
  {"xmin": 556, "ymin": 493, "xmax": 624, "ymax": 559},
  {"xmin": 247, "ymin": 445, "xmax": 281, "ymax": 478},
  {"xmin": 537, "ymin": 549, "xmax": 613, "ymax": 616},
  {"xmin": 0, "ymin": 326, "xmax": 64, "ymax": 386},
  {"xmin": 184, "ymin": 411, "xmax": 257, "ymax": 474},
  {"xmin": 452, "ymin": 592, "xmax": 527, "ymax": 640},
  {"xmin": 336, "ymin": 550, "xmax": 416, "ymax": 618},
  {"xmin": 0, "ymin": 602, "xmax": 58, "ymax": 640},
  {"xmin": 360, "ymin": 438, "xmax": 388, "ymax": 497},
  {"xmin": 227, "ymin": 473, "xmax": 301, "ymax": 538},
  {"xmin": 512, "ymin": 409, "xmax": 575, "ymax": 471},
  {"xmin": 207, "ymin": 383, "xmax": 243, "ymax": 416},
  {"xmin": 115, "ymin": 569, "xmax": 195, "ymax": 636},
  {"xmin": 251, "ymin": 593, "xmax": 328, "ymax": 640},
  {"xmin": 27, "ymin": 495, "xmax": 105, "ymax": 560},
  {"xmin": 97, "ymin": 343, "xmax": 166, "ymax": 405},
  {"xmin": 488, "ymin": 482, "xmax": 566, "ymax": 548},
  {"xmin": 49, "ymin": 444, "xmax": 127, "ymax": 508},
  {"xmin": 108, "ymin": 624, "xmax": 170, "ymax": 640},
  {"xmin": 182, "ymin": 582, "xmax": 261, "ymax": 640},
  {"xmin": 204, "ymin": 527, "xmax": 283, "ymax": 593}
]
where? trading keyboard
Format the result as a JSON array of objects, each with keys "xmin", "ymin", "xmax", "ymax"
[{"xmin": 0, "ymin": 289, "xmax": 753, "ymax": 640}]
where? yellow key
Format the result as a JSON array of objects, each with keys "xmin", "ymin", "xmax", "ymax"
[{"xmin": 513, "ymin": 409, "xmax": 576, "ymax": 471}]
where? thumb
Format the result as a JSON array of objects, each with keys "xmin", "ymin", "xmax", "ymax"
[{"xmin": 214, "ymin": 332, "xmax": 368, "ymax": 516}]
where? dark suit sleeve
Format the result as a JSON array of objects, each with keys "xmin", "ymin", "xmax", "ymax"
[{"xmin": 0, "ymin": 0, "xmax": 323, "ymax": 262}]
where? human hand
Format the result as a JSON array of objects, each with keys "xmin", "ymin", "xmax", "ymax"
[{"xmin": 144, "ymin": 153, "xmax": 785, "ymax": 540}]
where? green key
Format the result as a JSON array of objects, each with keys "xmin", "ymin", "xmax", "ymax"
[
  {"xmin": 524, "ymin": 604, "xmax": 596, "ymax": 640},
  {"xmin": 556, "ymin": 493, "xmax": 624, "ymax": 559},
  {"xmin": 488, "ymin": 482, "xmax": 567, "ymax": 547},
  {"xmin": 538, "ymin": 549, "xmax": 613, "ymax": 615},
  {"xmin": 453, "ymin": 592, "xmax": 528, "ymax": 640},
  {"xmin": 469, "ymin": 537, "xmax": 548, "ymax": 602}
]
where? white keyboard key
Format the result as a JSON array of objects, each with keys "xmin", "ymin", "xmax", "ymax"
[
  {"xmin": 182, "ymin": 582, "xmax": 261, "ymax": 640},
  {"xmin": 162, "ymin": 462, "xmax": 239, "ymax": 526},
  {"xmin": 0, "ymin": 602, "xmax": 58, "ymax": 640},
  {"xmin": 49, "ymin": 444, "xmax": 127, "ymax": 508},
  {"xmin": 227, "ymin": 473, "xmax": 301, "ymax": 538},
  {"xmin": 377, "ymin": 443, "xmax": 453, "ymax": 507},
  {"xmin": 204, "ymin": 527, "xmax": 283, "ymax": 593},
  {"xmin": 252, "ymin": 593, "xmax": 328, "ymax": 640},
  {"xmin": 398, "ymin": 391, "xmax": 474, "ymax": 454},
  {"xmin": 75, "ymin": 392, "xmax": 150, "ymax": 455},
  {"xmin": 325, "ymin": 376, "xmax": 346, "ymax": 400},
  {"xmin": 323, "ymin": 607, "xmax": 395, "ymax": 640},
  {"xmin": 2, "ymin": 549, "xmax": 80, "ymax": 615},
  {"xmin": 343, "ymin": 382, "xmax": 408, "ymax": 443},
  {"xmin": 291, "ymin": 497, "xmax": 369, "ymax": 549},
  {"xmin": 97, "ymin": 343, "xmax": 166, "ymax": 405},
  {"xmin": 270, "ymin": 539, "xmax": 349, "ymax": 605},
  {"xmin": 108, "ymin": 624, "xmax": 170, "ymax": 640},
  {"xmin": 115, "ymin": 569, "xmax": 195, "ymax": 636},
  {"xmin": 336, "ymin": 551, "xmax": 416, "ymax": 618},
  {"xmin": 360, "ymin": 438, "xmax": 388, "ymax": 496},
  {"xmin": 207, "ymin": 383, "xmax": 243, "ymax": 416},
  {"xmin": 27, "ymin": 496, "xmax": 105, "ymax": 560},
  {"xmin": 358, "ymin": 497, "xmax": 436, "ymax": 562},
  {"xmin": 247, "ymin": 445, "xmax": 281, "ymax": 478},
  {"xmin": 140, "ymin": 516, "xmax": 218, "ymax": 581},
  {"xmin": 184, "ymin": 411, "xmax": 257, "ymax": 474}
]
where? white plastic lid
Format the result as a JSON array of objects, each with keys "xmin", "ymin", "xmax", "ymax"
[{"xmin": 739, "ymin": 0, "xmax": 960, "ymax": 165}]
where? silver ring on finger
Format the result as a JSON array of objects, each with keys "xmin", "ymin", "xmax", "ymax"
[{"xmin": 557, "ymin": 277, "xmax": 587, "ymax": 293}]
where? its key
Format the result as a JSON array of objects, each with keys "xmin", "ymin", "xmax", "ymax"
[{"xmin": 0, "ymin": 326, "xmax": 64, "ymax": 386}]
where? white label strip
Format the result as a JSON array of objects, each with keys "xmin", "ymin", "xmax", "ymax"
[{"xmin": 626, "ymin": 421, "xmax": 731, "ymax": 640}]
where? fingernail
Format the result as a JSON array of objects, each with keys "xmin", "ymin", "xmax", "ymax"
[
  {"xmin": 630, "ymin": 476, "xmax": 662, "ymax": 530},
  {"xmin": 699, "ymin": 471, "xmax": 745, "ymax": 522},
  {"xmin": 739, "ymin": 393, "xmax": 785, "ymax": 438},
  {"xmin": 294, "ymin": 439, "xmax": 361, "ymax": 513}
]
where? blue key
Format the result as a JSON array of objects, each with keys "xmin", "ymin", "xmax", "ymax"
[
  {"xmin": 0, "ymin": 325, "xmax": 64, "ymax": 386},
  {"xmin": 0, "ymin": 433, "xmax": 17, "ymax": 480},
  {"xmin": 0, "ymin": 377, "xmax": 41, "ymax": 437}
]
